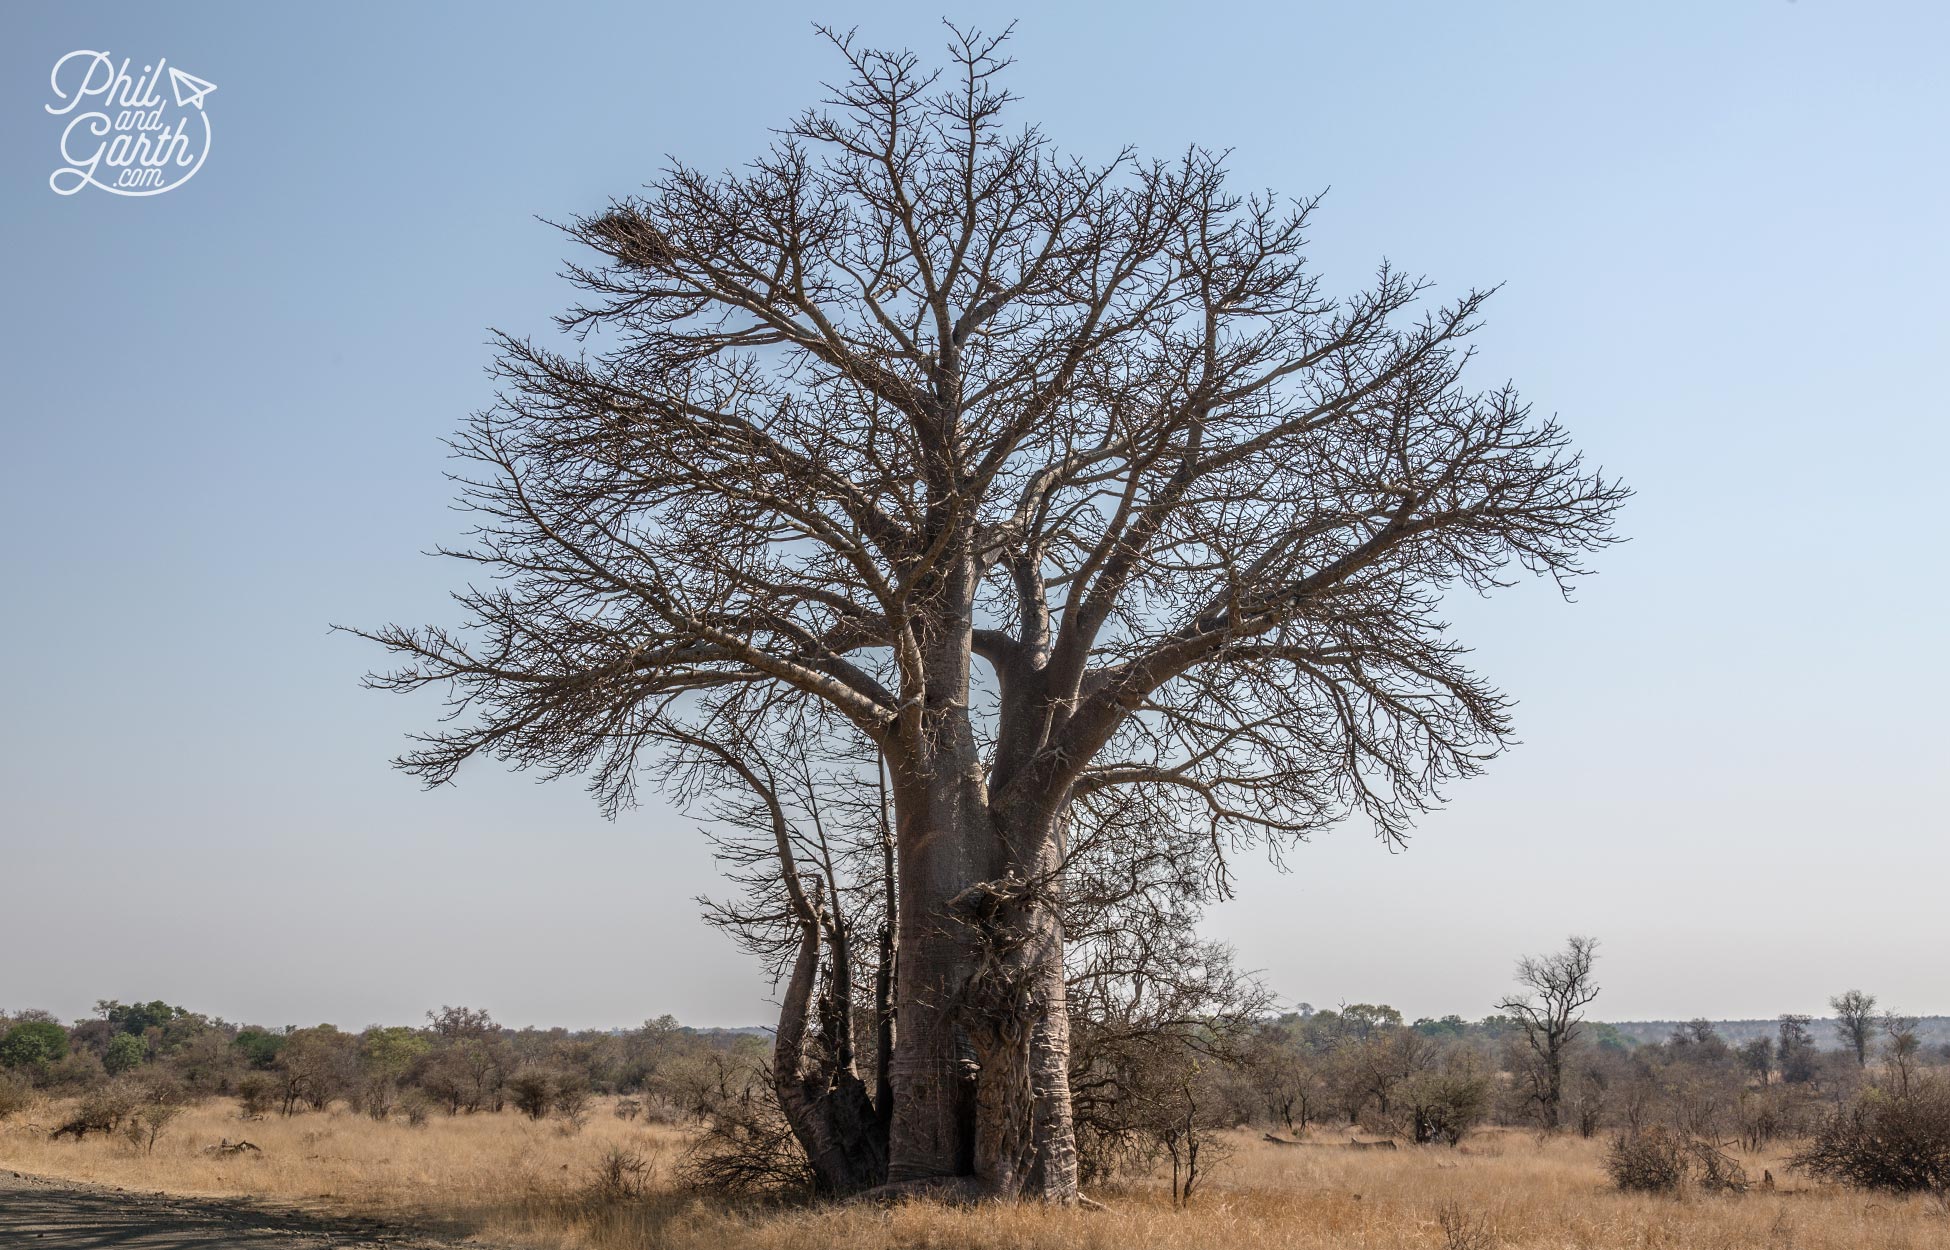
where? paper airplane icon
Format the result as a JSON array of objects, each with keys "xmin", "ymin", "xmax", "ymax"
[{"xmin": 168, "ymin": 66, "xmax": 217, "ymax": 110}]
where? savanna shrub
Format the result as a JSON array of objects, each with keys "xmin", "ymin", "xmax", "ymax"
[
  {"xmin": 102, "ymin": 1033, "xmax": 146, "ymax": 1076},
  {"xmin": 679, "ymin": 1080, "xmax": 814, "ymax": 1196},
  {"xmin": 1606, "ymin": 1127, "xmax": 1747, "ymax": 1194},
  {"xmin": 0, "ymin": 1072, "xmax": 33, "ymax": 1119},
  {"xmin": 1791, "ymin": 1079, "xmax": 1950, "ymax": 1195},
  {"xmin": 508, "ymin": 1069, "xmax": 555, "ymax": 1120},
  {"xmin": 587, "ymin": 1146, "xmax": 656, "ymax": 1201},
  {"xmin": 236, "ymin": 1073, "xmax": 275, "ymax": 1118},
  {"xmin": 0, "ymin": 1020, "xmax": 69, "ymax": 1072},
  {"xmin": 1606, "ymin": 1129, "xmax": 1690, "ymax": 1193}
]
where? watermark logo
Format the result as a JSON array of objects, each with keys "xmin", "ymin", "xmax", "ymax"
[{"xmin": 45, "ymin": 51, "xmax": 216, "ymax": 196}]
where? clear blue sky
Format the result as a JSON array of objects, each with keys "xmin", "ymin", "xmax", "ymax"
[{"xmin": 2, "ymin": 2, "xmax": 1944, "ymax": 1031}]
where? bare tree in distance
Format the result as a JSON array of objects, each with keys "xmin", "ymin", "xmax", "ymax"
[
  {"xmin": 1882, "ymin": 1011, "xmax": 1921, "ymax": 1097},
  {"xmin": 1778, "ymin": 1013, "xmax": 1818, "ymax": 1084},
  {"xmin": 1831, "ymin": 989, "xmax": 1878, "ymax": 1068},
  {"xmin": 353, "ymin": 23, "xmax": 1625, "ymax": 1200},
  {"xmin": 1497, "ymin": 936, "xmax": 1601, "ymax": 1130}
]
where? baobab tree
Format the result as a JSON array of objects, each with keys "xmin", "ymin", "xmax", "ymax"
[
  {"xmin": 355, "ymin": 25, "xmax": 1625, "ymax": 1200},
  {"xmin": 1498, "ymin": 936, "xmax": 1601, "ymax": 1129}
]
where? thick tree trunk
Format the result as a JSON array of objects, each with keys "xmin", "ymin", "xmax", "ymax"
[
  {"xmin": 886, "ymin": 773, "xmax": 1082, "ymax": 1201},
  {"xmin": 963, "ymin": 890, "xmax": 1079, "ymax": 1199},
  {"xmin": 885, "ymin": 747, "xmax": 991, "ymax": 1182},
  {"xmin": 968, "ymin": 804, "xmax": 1080, "ymax": 1201},
  {"xmin": 1026, "ymin": 945, "xmax": 1080, "ymax": 1199},
  {"xmin": 774, "ymin": 913, "xmax": 887, "ymax": 1194},
  {"xmin": 882, "ymin": 559, "xmax": 1082, "ymax": 1201}
]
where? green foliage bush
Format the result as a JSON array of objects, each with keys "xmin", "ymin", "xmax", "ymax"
[
  {"xmin": 232, "ymin": 1028, "xmax": 285, "ymax": 1070},
  {"xmin": 0, "ymin": 1019, "xmax": 68, "ymax": 1071},
  {"xmin": 102, "ymin": 1032, "xmax": 147, "ymax": 1075}
]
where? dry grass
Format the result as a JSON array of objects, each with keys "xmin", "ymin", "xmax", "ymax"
[{"xmin": 4, "ymin": 1098, "xmax": 1947, "ymax": 1249}]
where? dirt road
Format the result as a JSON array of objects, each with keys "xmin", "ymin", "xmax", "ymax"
[{"xmin": 0, "ymin": 1170, "xmax": 499, "ymax": 1248}]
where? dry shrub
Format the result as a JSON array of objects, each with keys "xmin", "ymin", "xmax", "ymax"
[
  {"xmin": 509, "ymin": 1069, "xmax": 557, "ymax": 1120},
  {"xmin": 1606, "ymin": 1130, "xmax": 1687, "ymax": 1193},
  {"xmin": 235, "ymin": 1073, "xmax": 275, "ymax": 1119},
  {"xmin": 1605, "ymin": 1128, "xmax": 1746, "ymax": 1194},
  {"xmin": 587, "ymin": 1145, "xmax": 657, "ymax": 1202},
  {"xmin": 1436, "ymin": 1200, "xmax": 1497, "ymax": 1250},
  {"xmin": 1790, "ymin": 1079, "xmax": 1950, "ymax": 1197},
  {"xmin": 1687, "ymin": 1137, "xmax": 1750, "ymax": 1193},
  {"xmin": 123, "ymin": 1101, "xmax": 183, "ymax": 1155},
  {"xmin": 51, "ymin": 1082, "xmax": 140, "ymax": 1139},
  {"xmin": 679, "ymin": 1081, "xmax": 813, "ymax": 1197},
  {"xmin": 0, "ymin": 1073, "xmax": 33, "ymax": 1121}
]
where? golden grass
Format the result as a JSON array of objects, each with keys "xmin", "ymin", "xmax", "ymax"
[{"xmin": 3, "ymin": 1098, "xmax": 1946, "ymax": 1249}]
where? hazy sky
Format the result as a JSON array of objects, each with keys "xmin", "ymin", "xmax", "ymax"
[{"xmin": 3, "ymin": 2, "xmax": 1944, "ymax": 1032}]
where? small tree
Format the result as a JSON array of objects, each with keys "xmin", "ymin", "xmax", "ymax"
[
  {"xmin": 1497, "ymin": 936, "xmax": 1600, "ymax": 1130},
  {"xmin": 232, "ymin": 1029, "xmax": 285, "ymax": 1070},
  {"xmin": 508, "ymin": 1068, "xmax": 556, "ymax": 1120},
  {"xmin": 1400, "ymin": 1053, "xmax": 1492, "ymax": 1145},
  {"xmin": 1883, "ymin": 1013, "xmax": 1921, "ymax": 1098},
  {"xmin": 123, "ymin": 1099, "xmax": 182, "ymax": 1155},
  {"xmin": 0, "ymin": 1020, "xmax": 69, "ymax": 1073},
  {"xmin": 1778, "ymin": 1014, "xmax": 1818, "ymax": 1084},
  {"xmin": 103, "ymin": 1032, "xmax": 146, "ymax": 1076},
  {"xmin": 1738, "ymin": 1036, "xmax": 1774, "ymax": 1084},
  {"xmin": 1830, "ymin": 990, "xmax": 1878, "ymax": 1068}
]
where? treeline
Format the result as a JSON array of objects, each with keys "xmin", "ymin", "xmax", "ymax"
[
  {"xmin": 1606, "ymin": 1016, "xmax": 1950, "ymax": 1049},
  {"xmin": 5, "ymin": 974, "xmax": 1947, "ymax": 1203},
  {"xmin": 0, "ymin": 1001, "xmax": 766, "ymax": 1125},
  {"xmin": 1235, "ymin": 1003, "xmax": 1946, "ymax": 1144}
]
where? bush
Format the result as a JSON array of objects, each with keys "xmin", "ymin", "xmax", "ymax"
[
  {"xmin": 1606, "ymin": 1128, "xmax": 1747, "ymax": 1194},
  {"xmin": 1403, "ymin": 1066, "xmax": 1491, "ymax": 1146},
  {"xmin": 103, "ymin": 1033, "xmax": 146, "ymax": 1076},
  {"xmin": 52, "ymin": 1082, "xmax": 141, "ymax": 1139},
  {"xmin": 1790, "ymin": 1080, "xmax": 1950, "ymax": 1196},
  {"xmin": 587, "ymin": 1146, "xmax": 656, "ymax": 1202},
  {"xmin": 123, "ymin": 1099, "xmax": 182, "ymax": 1155},
  {"xmin": 236, "ymin": 1073, "xmax": 275, "ymax": 1118},
  {"xmin": 44, "ymin": 1049, "xmax": 106, "ymax": 1092},
  {"xmin": 679, "ymin": 1076, "xmax": 814, "ymax": 1197},
  {"xmin": 1606, "ymin": 1129, "xmax": 1688, "ymax": 1193},
  {"xmin": 0, "ymin": 1072, "xmax": 34, "ymax": 1120},
  {"xmin": 232, "ymin": 1029, "xmax": 285, "ymax": 1070},
  {"xmin": 508, "ymin": 1068, "xmax": 555, "ymax": 1120},
  {"xmin": 0, "ymin": 1020, "xmax": 69, "ymax": 1072}
]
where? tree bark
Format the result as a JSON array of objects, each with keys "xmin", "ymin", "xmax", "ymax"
[
  {"xmin": 885, "ymin": 740, "xmax": 991, "ymax": 1182},
  {"xmin": 773, "ymin": 908, "xmax": 887, "ymax": 1194}
]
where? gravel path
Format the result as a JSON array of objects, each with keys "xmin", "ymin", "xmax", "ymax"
[{"xmin": 0, "ymin": 1170, "xmax": 502, "ymax": 1248}]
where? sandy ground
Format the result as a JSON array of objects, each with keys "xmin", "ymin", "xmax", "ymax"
[{"xmin": 0, "ymin": 1169, "xmax": 508, "ymax": 1249}]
